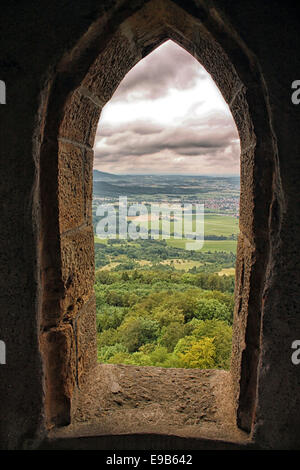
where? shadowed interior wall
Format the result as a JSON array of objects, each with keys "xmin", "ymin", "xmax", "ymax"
[{"xmin": 0, "ymin": 0, "xmax": 300, "ymax": 450}]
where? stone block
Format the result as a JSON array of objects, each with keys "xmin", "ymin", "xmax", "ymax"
[
  {"xmin": 81, "ymin": 31, "xmax": 140, "ymax": 104},
  {"xmin": 59, "ymin": 90, "xmax": 100, "ymax": 147},
  {"xmin": 239, "ymin": 148, "xmax": 255, "ymax": 242},
  {"xmin": 230, "ymin": 88, "xmax": 256, "ymax": 150},
  {"xmin": 60, "ymin": 225, "xmax": 95, "ymax": 319},
  {"xmin": 40, "ymin": 324, "xmax": 76, "ymax": 427},
  {"xmin": 83, "ymin": 149, "xmax": 94, "ymax": 225},
  {"xmin": 58, "ymin": 141, "xmax": 85, "ymax": 233},
  {"xmin": 75, "ymin": 296, "xmax": 97, "ymax": 388}
]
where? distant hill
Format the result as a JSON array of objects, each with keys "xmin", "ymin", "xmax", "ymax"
[
  {"xmin": 92, "ymin": 172, "xmax": 240, "ymax": 197},
  {"xmin": 93, "ymin": 170, "xmax": 120, "ymax": 181}
]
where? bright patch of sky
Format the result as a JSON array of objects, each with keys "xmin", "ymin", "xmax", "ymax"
[{"xmin": 94, "ymin": 40, "xmax": 240, "ymax": 175}]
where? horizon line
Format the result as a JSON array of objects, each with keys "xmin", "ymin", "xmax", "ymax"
[{"xmin": 93, "ymin": 170, "xmax": 240, "ymax": 177}]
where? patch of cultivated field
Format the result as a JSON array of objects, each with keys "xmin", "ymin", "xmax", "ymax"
[
  {"xmin": 94, "ymin": 236, "xmax": 237, "ymax": 253},
  {"xmin": 203, "ymin": 214, "xmax": 239, "ymax": 237},
  {"xmin": 94, "ymin": 212, "xmax": 238, "ymax": 254},
  {"xmin": 100, "ymin": 261, "xmax": 121, "ymax": 270},
  {"xmin": 218, "ymin": 267, "xmax": 236, "ymax": 276},
  {"xmin": 94, "ymin": 236, "xmax": 108, "ymax": 244},
  {"xmin": 159, "ymin": 259, "xmax": 203, "ymax": 271},
  {"xmin": 128, "ymin": 213, "xmax": 239, "ymax": 238},
  {"xmin": 167, "ymin": 239, "xmax": 237, "ymax": 253},
  {"xmin": 99, "ymin": 259, "xmax": 152, "ymax": 270},
  {"xmin": 136, "ymin": 260, "xmax": 152, "ymax": 266}
]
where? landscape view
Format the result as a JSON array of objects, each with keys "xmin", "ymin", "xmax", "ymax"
[
  {"xmin": 93, "ymin": 172, "xmax": 239, "ymax": 370},
  {"xmin": 92, "ymin": 40, "xmax": 240, "ymax": 371}
]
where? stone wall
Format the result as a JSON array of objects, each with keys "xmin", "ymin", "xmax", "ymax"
[{"xmin": 0, "ymin": 0, "xmax": 300, "ymax": 450}]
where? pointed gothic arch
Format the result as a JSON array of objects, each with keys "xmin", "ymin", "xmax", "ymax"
[{"xmin": 38, "ymin": 0, "xmax": 278, "ymax": 440}]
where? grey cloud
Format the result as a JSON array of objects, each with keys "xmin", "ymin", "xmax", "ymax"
[
  {"xmin": 112, "ymin": 40, "xmax": 206, "ymax": 102},
  {"xmin": 97, "ymin": 120, "xmax": 164, "ymax": 138},
  {"xmin": 183, "ymin": 112, "xmax": 237, "ymax": 130},
  {"xmin": 93, "ymin": 40, "xmax": 240, "ymax": 174},
  {"xmin": 95, "ymin": 121, "xmax": 239, "ymax": 164}
]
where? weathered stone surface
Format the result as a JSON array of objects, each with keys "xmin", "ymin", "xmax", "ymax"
[
  {"xmin": 59, "ymin": 90, "xmax": 101, "ymax": 147},
  {"xmin": 230, "ymin": 89, "xmax": 256, "ymax": 150},
  {"xmin": 60, "ymin": 225, "xmax": 95, "ymax": 320},
  {"xmin": 239, "ymin": 148, "xmax": 255, "ymax": 241},
  {"xmin": 231, "ymin": 232, "xmax": 256, "ymax": 429},
  {"xmin": 75, "ymin": 296, "xmax": 97, "ymax": 388},
  {"xmin": 58, "ymin": 141, "xmax": 85, "ymax": 233},
  {"xmin": 40, "ymin": 324, "xmax": 76, "ymax": 427},
  {"xmin": 69, "ymin": 365, "xmax": 247, "ymax": 444},
  {"xmin": 81, "ymin": 31, "xmax": 141, "ymax": 104},
  {"xmin": 83, "ymin": 149, "xmax": 94, "ymax": 225},
  {"xmin": 193, "ymin": 30, "xmax": 242, "ymax": 106}
]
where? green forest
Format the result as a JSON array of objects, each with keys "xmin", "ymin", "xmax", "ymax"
[{"xmin": 94, "ymin": 239, "xmax": 235, "ymax": 370}]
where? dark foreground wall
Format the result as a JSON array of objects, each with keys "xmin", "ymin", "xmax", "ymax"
[{"xmin": 0, "ymin": 0, "xmax": 300, "ymax": 450}]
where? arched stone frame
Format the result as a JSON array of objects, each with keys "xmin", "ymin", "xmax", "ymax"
[{"xmin": 38, "ymin": 0, "xmax": 279, "ymax": 436}]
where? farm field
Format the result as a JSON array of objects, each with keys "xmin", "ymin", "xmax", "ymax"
[
  {"xmin": 166, "ymin": 238, "xmax": 237, "ymax": 252},
  {"xmin": 203, "ymin": 214, "xmax": 239, "ymax": 237},
  {"xmin": 218, "ymin": 267, "xmax": 236, "ymax": 276},
  {"xmin": 95, "ymin": 212, "xmax": 239, "ymax": 249},
  {"xmin": 122, "ymin": 211, "xmax": 238, "ymax": 238}
]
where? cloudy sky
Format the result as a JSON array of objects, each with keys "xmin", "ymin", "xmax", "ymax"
[{"xmin": 94, "ymin": 40, "xmax": 240, "ymax": 175}]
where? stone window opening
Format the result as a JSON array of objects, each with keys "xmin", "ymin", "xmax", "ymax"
[
  {"xmin": 39, "ymin": 0, "xmax": 276, "ymax": 446},
  {"xmin": 94, "ymin": 39, "xmax": 237, "ymax": 373},
  {"xmin": 80, "ymin": 40, "xmax": 241, "ymax": 438}
]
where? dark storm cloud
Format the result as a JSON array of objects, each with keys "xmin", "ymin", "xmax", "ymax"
[{"xmin": 112, "ymin": 40, "xmax": 206, "ymax": 102}]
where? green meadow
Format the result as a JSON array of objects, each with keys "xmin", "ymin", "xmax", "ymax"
[
  {"xmin": 95, "ymin": 213, "xmax": 239, "ymax": 253},
  {"xmin": 166, "ymin": 238, "xmax": 237, "ymax": 252}
]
